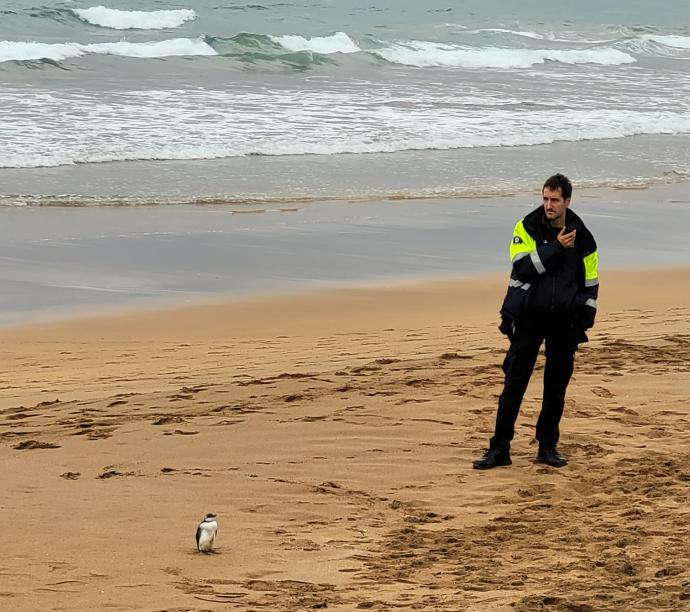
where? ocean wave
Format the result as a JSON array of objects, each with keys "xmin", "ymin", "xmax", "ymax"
[
  {"xmin": 203, "ymin": 34, "xmax": 337, "ymax": 69},
  {"xmin": 0, "ymin": 32, "xmax": 356, "ymax": 66},
  {"xmin": 471, "ymin": 28, "xmax": 547, "ymax": 40},
  {"xmin": 3, "ymin": 28, "xmax": 686, "ymax": 69},
  {"xmin": 469, "ymin": 28, "xmax": 617, "ymax": 45},
  {"xmin": 269, "ymin": 32, "xmax": 360, "ymax": 54},
  {"xmin": 1, "ymin": 41, "xmax": 80, "ymax": 63},
  {"xmin": 208, "ymin": 32, "xmax": 282, "ymax": 51},
  {"xmin": 373, "ymin": 41, "xmax": 635, "ymax": 68},
  {"xmin": 622, "ymin": 35, "xmax": 690, "ymax": 58},
  {"xmin": 71, "ymin": 6, "xmax": 196, "ymax": 30},
  {"xmin": 84, "ymin": 38, "xmax": 216, "ymax": 59},
  {"xmin": 642, "ymin": 34, "xmax": 690, "ymax": 50},
  {"xmin": 0, "ymin": 38, "xmax": 216, "ymax": 63},
  {"xmin": 3, "ymin": 108, "xmax": 690, "ymax": 169}
]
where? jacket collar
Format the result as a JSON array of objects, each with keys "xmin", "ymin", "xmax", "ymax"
[{"xmin": 526, "ymin": 205, "xmax": 583, "ymax": 231}]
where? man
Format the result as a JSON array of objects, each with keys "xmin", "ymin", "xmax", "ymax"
[{"xmin": 473, "ymin": 173, "xmax": 599, "ymax": 470}]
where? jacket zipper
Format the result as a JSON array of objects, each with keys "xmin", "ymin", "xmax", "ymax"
[{"xmin": 549, "ymin": 232, "xmax": 557, "ymax": 311}]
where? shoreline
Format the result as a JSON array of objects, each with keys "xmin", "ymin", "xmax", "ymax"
[
  {"xmin": 2, "ymin": 134, "xmax": 689, "ymax": 203},
  {"xmin": 1, "ymin": 266, "xmax": 689, "ymax": 610},
  {"xmin": 2, "ymin": 182, "xmax": 690, "ymax": 328},
  {"xmin": 1, "ymin": 171, "xmax": 689, "ymax": 208},
  {"xmin": 2, "ymin": 261, "xmax": 690, "ymax": 334}
]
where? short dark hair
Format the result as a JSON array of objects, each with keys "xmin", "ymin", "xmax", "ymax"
[{"xmin": 543, "ymin": 173, "xmax": 572, "ymax": 200}]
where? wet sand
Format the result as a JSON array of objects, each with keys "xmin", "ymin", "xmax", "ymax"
[
  {"xmin": 1, "ymin": 267, "xmax": 689, "ymax": 610},
  {"xmin": 2, "ymin": 183, "xmax": 690, "ymax": 327}
]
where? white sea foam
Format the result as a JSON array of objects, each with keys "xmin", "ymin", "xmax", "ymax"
[
  {"xmin": 2, "ymin": 83, "xmax": 689, "ymax": 168},
  {"xmin": 72, "ymin": 6, "xmax": 196, "ymax": 30},
  {"xmin": 0, "ymin": 40, "xmax": 85, "ymax": 62},
  {"xmin": 473, "ymin": 28, "xmax": 546, "ymax": 40},
  {"xmin": 270, "ymin": 32, "xmax": 360, "ymax": 54},
  {"xmin": 643, "ymin": 35, "xmax": 690, "ymax": 49},
  {"xmin": 84, "ymin": 38, "xmax": 216, "ymax": 59},
  {"xmin": 471, "ymin": 28, "xmax": 615, "ymax": 44},
  {"xmin": 0, "ymin": 38, "xmax": 217, "ymax": 63},
  {"xmin": 374, "ymin": 41, "xmax": 636, "ymax": 68}
]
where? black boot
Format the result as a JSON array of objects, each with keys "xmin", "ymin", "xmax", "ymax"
[
  {"xmin": 473, "ymin": 448, "xmax": 512, "ymax": 470},
  {"xmin": 536, "ymin": 447, "xmax": 567, "ymax": 468}
]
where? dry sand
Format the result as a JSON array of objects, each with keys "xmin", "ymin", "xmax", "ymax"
[{"xmin": 1, "ymin": 267, "xmax": 689, "ymax": 611}]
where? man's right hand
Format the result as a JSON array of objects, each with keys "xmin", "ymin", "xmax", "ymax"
[{"xmin": 557, "ymin": 227, "xmax": 576, "ymax": 248}]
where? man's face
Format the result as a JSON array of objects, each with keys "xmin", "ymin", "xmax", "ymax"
[{"xmin": 543, "ymin": 187, "xmax": 570, "ymax": 226}]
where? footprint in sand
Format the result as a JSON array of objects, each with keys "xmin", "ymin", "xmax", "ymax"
[
  {"xmin": 591, "ymin": 386, "xmax": 615, "ymax": 398},
  {"xmin": 152, "ymin": 416, "xmax": 186, "ymax": 425},
  {"xmin": 163, "ymin": 429, "xmax": 199, "ymax": 436},
  {"xmin": 97, "ymin": 469, "xmax": 123, "ymax": 479},
  {"xmin": 106, "ymin": 399, "xmax": 128, "ymax": 407},
  {"xmin": 13, "ymin": 440, "xmax": 60, "ymax": 450}
]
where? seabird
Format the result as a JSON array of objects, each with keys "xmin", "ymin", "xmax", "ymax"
[{"xmin": 196, "ymin": 513, "xmax": 218, "ymax": 553}]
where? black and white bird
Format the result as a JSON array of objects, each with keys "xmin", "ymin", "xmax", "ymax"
[{"xmin": 195, "ymin": 513, "xmax": 218, "ymax": 553}]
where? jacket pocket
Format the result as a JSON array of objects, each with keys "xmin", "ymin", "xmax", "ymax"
[{"xmin": 499, "ymin": 276, "xmax": 533, "ymax": 335}]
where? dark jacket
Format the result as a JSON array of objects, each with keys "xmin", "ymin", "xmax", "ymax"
[{"xmin": 499, "ymin": 206, "xmax": 599, "ymax": 340}]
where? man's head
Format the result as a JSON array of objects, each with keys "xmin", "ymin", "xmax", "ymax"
[{"xmin": 542, "ymin": 173, "xmax": 572, "ymax": 227}]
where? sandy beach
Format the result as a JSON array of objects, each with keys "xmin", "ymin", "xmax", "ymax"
[
  {"xmin": 4, "ymin": 1, "xmax": 690, "ymax": 609},
  {"xmin": 1, "ymin": 267, "xmax": 689, "ymax": 611}
]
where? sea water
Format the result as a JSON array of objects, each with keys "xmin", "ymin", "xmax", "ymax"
[{"xmin": 1, "ymin": 0, "xmax": 690, "ymax": 203}]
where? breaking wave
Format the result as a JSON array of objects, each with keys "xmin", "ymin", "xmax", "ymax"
[
  {"xmin": 269, "ymin": 32, "xmax": 361, "ymax": 54},
  {"xmin": 5, "ymin": 26, "xmax": 690, "ymax": 70},
  {"xmin": 71, "ymin": 6, "xmax": 196, "ymax": 30},
  {"xmin": 0, "ymin": 38, "xmax": 216, "ymax": 63},
  {"xmin": 643, "ymin": 34, "xmax": 690, "ymax": 49},
  {"xmin": 373, "ymin": 41, "xmax": 636, "ymax": 68},
  {"xmin": 3, "ymin": 99, "xmax": 690, "ymax": 168}
]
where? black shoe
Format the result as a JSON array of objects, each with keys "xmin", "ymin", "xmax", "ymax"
[
  {"xmin": 473, "ymin": 448, "xmax": 512, "ymax": 470},
  {"xmin": 536, "ymin": 447, "xmax": 567, "ymax": 468}
]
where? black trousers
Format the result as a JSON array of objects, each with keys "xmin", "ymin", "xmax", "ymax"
[{"xmin": 490, "ymin": 315, "xmax": 578, "ymax": 452}]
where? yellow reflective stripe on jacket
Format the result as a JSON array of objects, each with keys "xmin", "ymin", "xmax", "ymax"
[
  {"xmin": 583, "ymin": 250, "xmax": 598, "ymax": 285},
  {"xmin": 509, "ymin": 220, "xmax": 537, "ymax": 262}
]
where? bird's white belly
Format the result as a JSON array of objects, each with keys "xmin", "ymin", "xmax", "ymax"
[{"xmin": 198, "ymin": 528, "xmax": 216, "ymax": 552}]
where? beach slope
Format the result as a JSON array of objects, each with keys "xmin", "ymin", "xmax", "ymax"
[{"xmin": 1, "ymin": 268, "xmax": 689, "ymax": 610}]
